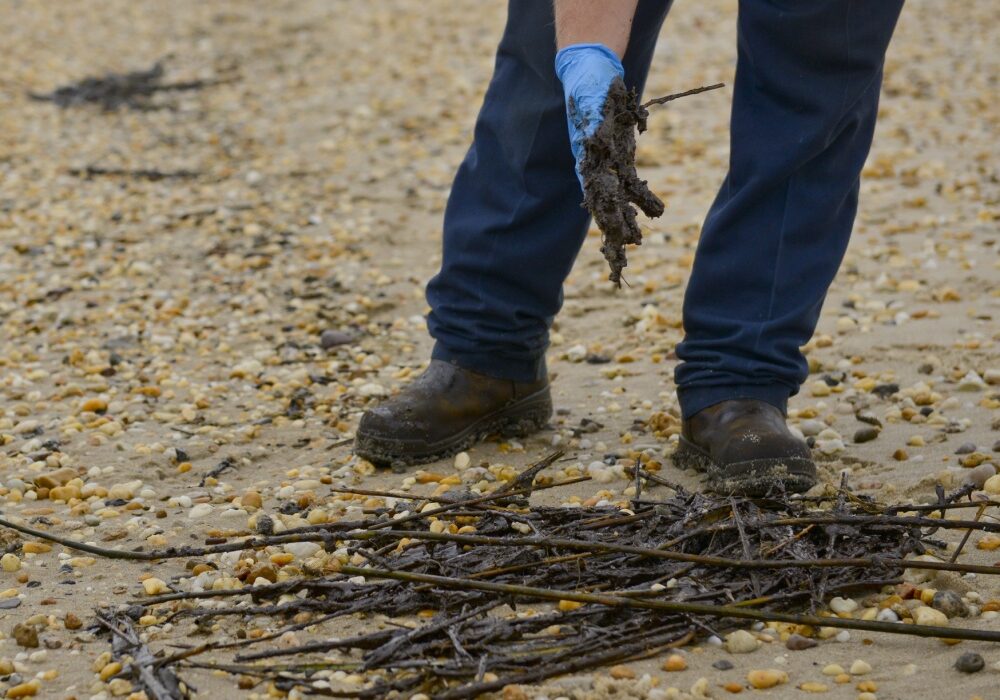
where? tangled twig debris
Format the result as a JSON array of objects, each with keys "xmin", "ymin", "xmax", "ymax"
[
  {"xmin": 95, "ymin": 611, "xmax": 191, "ymax": 700},
  {"xmin": 6, "ymin": 462, "xmax": 1000, "ymax": 699}
]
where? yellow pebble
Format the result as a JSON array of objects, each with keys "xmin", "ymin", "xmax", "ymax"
[
  {"xmin": 21, "ymin": 543, "xmax": 51, "ymax": 554},
  {"xmin": 608, "ymin": 665, "xmax": 635, "ymax": 680},
  {"xmin": 662, "ymin": 654, "xmax": 688, "ymax": 672},
  {"xmin": 99, "ymin": 661, "xmax": 123, "ymax": 681},
  {"xmin": 108, "ymin": 678, "xmax": 133, "ymax": 696},
  {"xmin": 141, "ymin": 577, "xmax": 167, "ymax": 596},
  {"xmin": 0, "ymin": 554, "xmax": 20, "ymax": 573},
  {"xmin": 80, "ymin": 398, "xmax": 108, "ymax": 413},
  {"xmin": 746, "ymin": 669, "xmax": 788, "ymax": 689},
  {"xmin": 558, "ymin": 600, "xmax": 584, "ymax": 612},
  {"xmin": 92, "ymin": 651, "xmax": 112, "ymax": 672},
  {"xmin": 799, "ymin": 682, "xmax": 828, "ymax": 693},
  {"xmin": 5, "ymin": 680, "xmax": 40, "ymax": 698}
]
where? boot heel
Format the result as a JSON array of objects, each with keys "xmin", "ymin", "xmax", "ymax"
[{"xmin": 498, "ymin": 391, "xmax": 553, "ymax": 438}]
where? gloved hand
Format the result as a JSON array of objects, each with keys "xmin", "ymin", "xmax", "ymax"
[{"xmin": 554, "ymin": 43, "xmax": 625, "ymax": 187}]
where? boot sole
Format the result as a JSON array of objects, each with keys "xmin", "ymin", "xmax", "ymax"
[
  {"xmin": 671, "ymin": 436, "xmax": 817, "ymax": 497},
  {"xmin": 354, "ymin": 386, "xmax": 553, "ymax": 468}
]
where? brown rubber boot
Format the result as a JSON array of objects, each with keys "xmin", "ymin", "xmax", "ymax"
[
  {"xmin": 354, "ymin": 360, "xmax": 552, "ymax": 468},
  {"xmin": 672, "ymin": 399, "xmax": 816, "ymax": 496}
]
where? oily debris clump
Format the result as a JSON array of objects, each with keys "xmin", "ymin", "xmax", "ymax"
[
  {"xmin": 29, "ymin": 60, "xmax": 219, "ymax": 111},
  {"xmin": 579, "ymin": 78, "xmax": 665, "ymax": 287}
]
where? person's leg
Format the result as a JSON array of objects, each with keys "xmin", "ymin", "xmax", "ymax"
[
  {"xmin": 426, "ymin": 0, "xmax": 673, "ymax": 383},
  {"xmin": 675, "ymin": 0, "xmax": 904, "ymax": 418}
]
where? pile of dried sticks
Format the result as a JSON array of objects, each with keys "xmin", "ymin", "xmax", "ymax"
[{"xmin": 4, "ymin": 455, "xmax": 1000, "ymax": 699}]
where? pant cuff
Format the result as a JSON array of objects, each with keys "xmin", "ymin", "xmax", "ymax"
[
  {"xmin": 677, "ymin": 383, "xmax": 792, "ymax": 420},
  {"xmin": 431, "ymin": 343, "xmax": 547, "ymax": 383}
]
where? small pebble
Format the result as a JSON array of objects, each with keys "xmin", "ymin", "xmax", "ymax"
[
  {"xmin": 957, "ymin": 370, "xmax": 986, "ymax": 391},
  {"xmin": 746, "ymin": 669, "xmax": 787, "ymax": 689},
  {"xmin": 983, "ymin": 474, "xmax": 1000, "ymax": 495},
  {"xmin": 955, "ymin": 652, "xmax": 984, "ymax": 673},
  {"xmin": 829, "ymin": 596, "xmax": 859, "ymax": 614},
  {"xmin": 725, "ymin": 629, "xmax": 760, "ymax": 654},
  {"xmin": 188, "ymin": 503, "xmax": 213, "ymax": 519},
  {"xmin": 712, "ymin": 659, "xmax": 734, "ymax": 671},
  {"xmin": 798, "ymin": 682, "xmax": 828, "ymax": 693},
  {"xmin": 608, "ymin": 664, "xmax": 635, "ymax": 680},
  {"xmin": 853, "ymin": 427, "xmax": 880, "ymax": 444},
  {"xmin": 142, "ymin": 577, "xmax": 168, "ymax": 596},
  {"xmin": 662, "ymin": 654, "xmax": 687, "ymax": 672},
  {"xmin": 5, "ymin": 680, "xmax": 40, "ymax": 698},
  {"xmin": 932, "ymin": 590, "xmax": 968, "ymax": 618},
  {"xmin": 0, "ymin": 554, "xmax": 21, "ymax": 573},
  {"xmin": 11, "ymin": 623, "xmax": 38, "ymax": 649},
  {"xmin": 319, "ymin": 329, "xmax": 354, "ymax": 349},
  {"xmin": 799, "ymin": 420, "xmax": 827, "ymax": 437},
  {"xmin": 876, "ymin": 608, "xmax": 899, "ymax": 623},
  {"xmin": 849, "ymin": 659, "xmax": 872, "ymax": 675},
  {"xmin": 966, "ymin": 464, "xmax": 997, "ymax": 489},
  {"xmin": 785, "ymin": 634, "xmax": 817, "ymax": 651},
  {"xmin": 912, "ymin": 605, "xmax": 949, "ymax": 626}
]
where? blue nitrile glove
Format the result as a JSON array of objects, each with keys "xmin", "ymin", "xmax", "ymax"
[{"xmin": 554, "ymin": 43, "xmax": 625, "ymax": 187}]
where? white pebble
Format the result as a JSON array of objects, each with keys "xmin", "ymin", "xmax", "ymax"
[
  {"xmin": 829, "ymin": 596, "xmax": 859, "ymax": 614},
  {"xmin": 876, "ymin": 608, "xmax": 899, "ymax": 622},
  {"xmin": 188, "ymin": 503, "xmax": 213, "ymax": 519}
]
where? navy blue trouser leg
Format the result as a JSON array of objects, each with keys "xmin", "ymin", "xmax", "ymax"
[
  {"xmin": 426, "ymin": 0, "xmax": 672, "ymax": 382},
  {"xmin": 674, "ymin": 0, "xmax": 903, "ymax": 418}
]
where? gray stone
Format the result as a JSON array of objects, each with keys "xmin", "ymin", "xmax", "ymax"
[
  {"xmin": 966, "ymin": 463, "xmax": 997, "ymax": 489},
  {"xmin": 320, "ymin": 329, "xmax": 354, "ymax": 349},
  {"xmin": 853, "ymin": 427, "xmax": 880, "ymax": 444},
  {"xmin": 932, "ymin": 590, "xmax": 968, "ymax": 618},
  {"xmin": 955, "ymin": 652, "xmax": 984, "ymax": 673}
]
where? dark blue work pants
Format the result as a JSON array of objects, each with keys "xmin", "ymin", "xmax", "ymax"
[{"xmin": 425, "ymin": 0, "xmax": 904, "ymax": 418}]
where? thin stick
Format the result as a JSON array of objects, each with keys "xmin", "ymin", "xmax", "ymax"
[
  {"xmin": 642, "ymin": 83, "xmax": 725, "ymax": 109},
  {"xmin": 951, "ymin": 502, "xmax": 987, "ymax": 564},
  {"xmin": 340, "ymin": 565, "xmax": 1000, "ymax": 644},
  {"xmin": 0, "ymin": 516, "xmax": 159, "ymax": 560},
  {"xmin": 372, "ymin": 528, "xmax": 1000, "ymax": 577}
]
